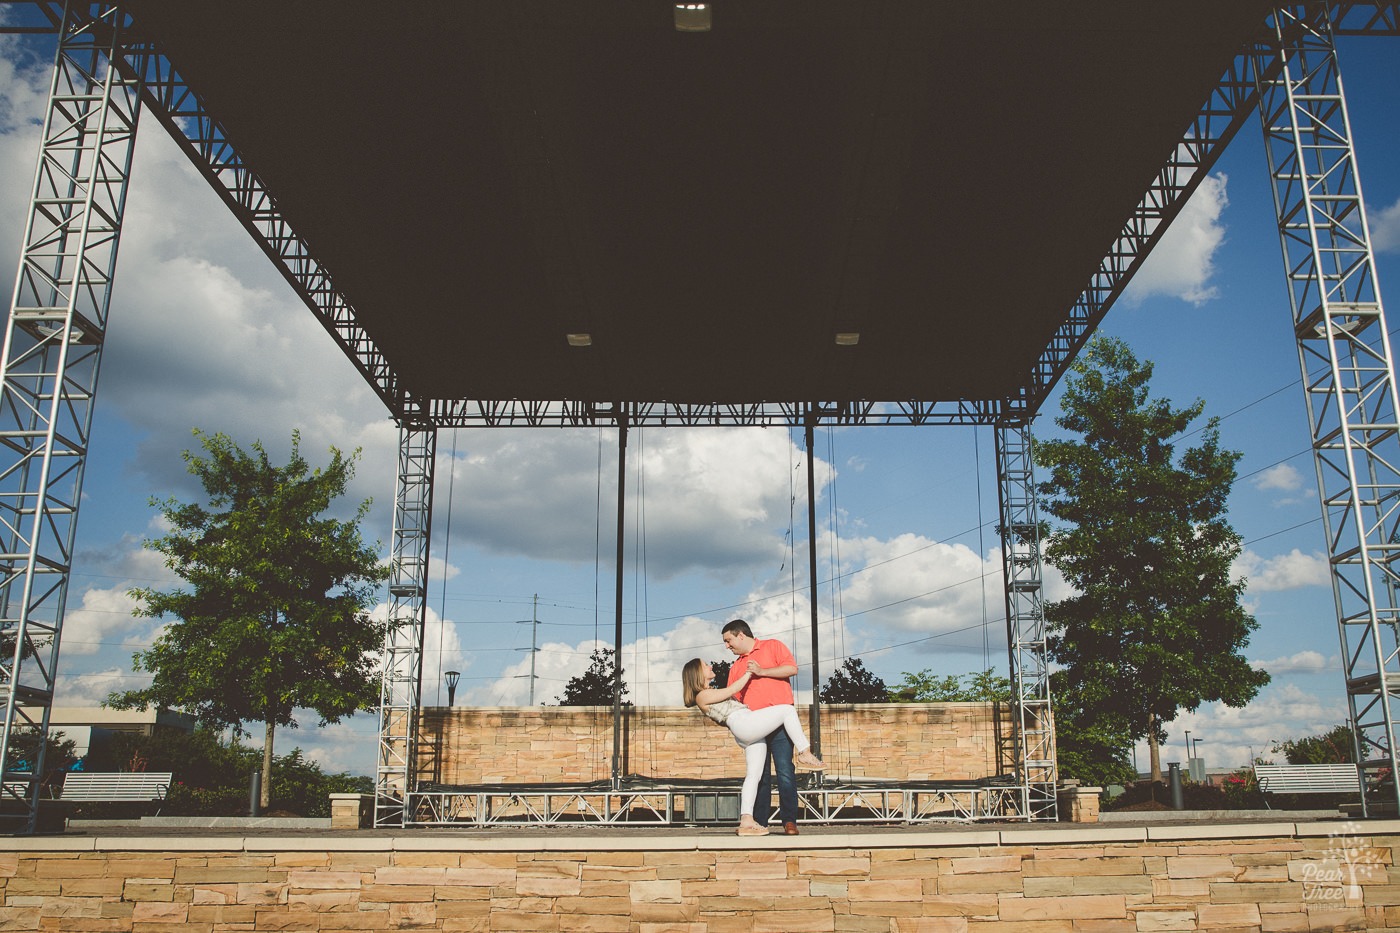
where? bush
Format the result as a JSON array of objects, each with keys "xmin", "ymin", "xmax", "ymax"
[
  {"xmin": 1102, "ymin": 777, "xmax": 1259, "ymax": 811},
  {"xmin": 162, "ymin": 782, "xmax": 249, "ymax": 817}
]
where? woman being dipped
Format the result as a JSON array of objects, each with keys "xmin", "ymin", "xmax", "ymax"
[{"xmin": 681, "ymin": 658, "xmax": 824, "ymax": 836}]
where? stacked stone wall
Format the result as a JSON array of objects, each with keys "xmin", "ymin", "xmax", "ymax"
[
  {"xmin": 4, "ymin": 822, "xmax": 1400, "ymax": 930},
  {"xmin": 418, "ymin": 702, "xmax": 1010, "ymax": 785}
]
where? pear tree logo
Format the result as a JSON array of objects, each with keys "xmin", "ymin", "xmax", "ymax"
[{"xmin": 1300, "ymin": 821, "xmax": 1379, "ymax": 903}]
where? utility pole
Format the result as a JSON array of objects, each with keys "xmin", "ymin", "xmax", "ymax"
[{"xmin": 515, "ymin": 594, "xmax": 540, "ymax": 706}]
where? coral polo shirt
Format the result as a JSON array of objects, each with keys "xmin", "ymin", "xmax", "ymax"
[{"xmin": 727, "ymin": 637, "xmax": 796, "ymax": 710}]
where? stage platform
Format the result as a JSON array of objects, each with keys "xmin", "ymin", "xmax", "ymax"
[{"xmin": 406, "ymin": 775, "xmax": 1025, "ymax": 827}]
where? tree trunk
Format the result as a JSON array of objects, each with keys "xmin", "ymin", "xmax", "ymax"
[
  {"xmin": 1148, "ymin": 715, "xmax": 1162, "ymax": 783},
  {"xmin": 261, "ymin": 720, "xmax": 275, "ymax": 811}
]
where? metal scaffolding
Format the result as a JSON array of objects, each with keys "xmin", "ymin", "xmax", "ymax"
[
  {"xmin": 995, "ymin": 420, "xmax": 1056, "ymax": 820},
  {"xmin": 1254, "ymin": 5, "xmax": 1400, "ymax": 814},
  {"xmin": 0, "ymin": 2, "xmax": 140, "ymax": 833},
  {"xmin": 375, "ymin": 423, "xmax": 436, "ymax": 827}
]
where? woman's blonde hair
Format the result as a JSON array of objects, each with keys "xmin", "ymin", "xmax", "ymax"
[{"xmin": 681, "ymin": 658, "xmax": 706, "ymax": 708}]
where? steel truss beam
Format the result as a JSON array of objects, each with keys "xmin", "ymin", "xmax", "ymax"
[
  {"xmin": 995, "ymin": 420, "xmax": 1056, "ymax": 821},
  {"xmin": 406, "ymin": 783, "xmax": 1021, "ymax": 827},
  {"xmin": 425, "ymin": 399, "xmax": 1006, "ymax": 429},
  {"xmin": 1254, "ymin": 5, "xmax": 1400, "ymax": 815},
  {"xmin": 0, "ymin": 1, "xmax": 140, "ymax": 834},
  {"xmin": 375, "ymin": 423, "xmax": 435, "ymax": 828},
  {"xmin": 99, "ymin": 20, "xmax": 408, "ymax": 418}
]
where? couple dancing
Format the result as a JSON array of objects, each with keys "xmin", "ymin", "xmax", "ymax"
[{"xmin": 681, "ymin": 619, "xmax": 823, "ymax": 836}]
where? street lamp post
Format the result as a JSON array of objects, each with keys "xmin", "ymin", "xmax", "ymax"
[{"xmin": 445, "ymin": 670, "xmax": 460, "ymax": 707}]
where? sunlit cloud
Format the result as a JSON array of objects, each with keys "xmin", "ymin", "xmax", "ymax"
[{"xmin": 1122, "ymin": 172, "xmax": 1228, "ymax": 306}]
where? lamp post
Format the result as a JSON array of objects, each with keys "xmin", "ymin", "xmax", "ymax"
[
  {"xmin": 444, "ymin": 670, "xmax": 460, "ymax": 707},
  {"xmin": 1185, "ymin": 730, "xmax": 1192, "ymax": 768}
]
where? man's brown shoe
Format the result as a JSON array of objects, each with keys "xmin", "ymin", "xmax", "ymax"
[{"xmin": 783, "ymin": 822, "xmax": 799, "ymax": 836}]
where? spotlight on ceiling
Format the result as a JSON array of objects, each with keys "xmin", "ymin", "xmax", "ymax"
[
  {"xmin": 566, "ymin": 333, "xmax": 593, "ymax": 347},
  {"xmin": 674, "ymin": 3, "xmax": 711, "ymax": 32},
  {"xmin": 835, "ymin": 332, "xmax": 860, "ymax": 346}
]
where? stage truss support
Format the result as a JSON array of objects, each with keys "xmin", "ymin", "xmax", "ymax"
[
  {"xmin": 0, "ymin": 3, "xmax": 139, "ymax": 834},
  {"xmin": 375, "ymin": 422, "xmax": 436, "ymax": 828},
  {"xmin": 994, "ymin": 419, "xmax": 1057, "ymax": 821},
  {"xmin": 1254, "ymin": 6, "xmax": 1400, "ymax": 815}
]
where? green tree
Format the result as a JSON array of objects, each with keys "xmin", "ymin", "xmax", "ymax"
[
  {"xmin": 1050, "ymin": 671, "xmax": 1137, "ymax": 787},
  {"xmin": 708, "ymin": 659, "xmax": 732, "ymax": 688},
  {"xmin": 820, "ymin": 658, "xmax": 888, "ymax": 703},
  {"xmin": 1274, "ymin": 724, "xmax": 1355, "ymax": 765},
  {"xmin": 888, "ymin": 669, "xmax": 964, "ymax": 702},
  {"xmin": 4, "ymin": 728, "xmax": 77, "ymax": 796},
  {"xmin": 888, "ymin": 668, "xmax": 1010, "ymax": 703},
  {"xmin": 1035, "ymin": 336, "xmax": 1269, "ymax": 782},
  {"xmin": 107, "ymin": 430, "xmax": 391, "ymax": 809},
  {"xmin": 555, "ymin": 648, "xmax": 629, "ymax": 706}
]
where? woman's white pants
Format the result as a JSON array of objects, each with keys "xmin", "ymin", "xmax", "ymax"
[{"xmin": 726, "ymin": 704, "xmax": 810, "ymax": 818}]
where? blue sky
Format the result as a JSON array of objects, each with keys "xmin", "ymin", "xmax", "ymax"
[{"xmin": 2, "ymin": 28, "xmax": 1399, "ymax": 780}]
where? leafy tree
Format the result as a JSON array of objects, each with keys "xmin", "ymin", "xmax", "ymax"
[
  {"xmin": 888, "ymin": 670, "xmax": 964, "ymax": 702},
  {"xmin": 107, "ymin": 430, "xmax": 391, "ymax": 809},
  {"xmin": 708, "ymin": 659, "xmax": 731, "ymax": 688},
  {"xmin": 555, "ymin": 648, "xmax": 630, "ymax": 706},
  {"xmin": 888, "ymin": 668, "xmax": 1010, "ymax": 703},
  {"xmin": 961, "ymin": 669, "xmax": 1013, "ymax": 703},
  {"xmin": 1050, "ymin": 671, "xmax": 1137, "ymax": 787},
  {"xmin": 1274, "ymin": 724, "xmax": 1355, "ymax": 765},
  {"xmin": 820, "ymin": 658, "xmax": 888, "ymax": 703},
  {"xmin": 1035, "ymin": 336, "xmax": 1269, "ymax": 782},
  {"xmin": 4, "ymin": 728, "xmax": 77, "ymax": 796}
]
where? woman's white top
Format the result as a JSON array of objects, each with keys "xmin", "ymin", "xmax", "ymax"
[{"xmin": 702, "ymin": 697, "xmax": 745, "ymax": 726}]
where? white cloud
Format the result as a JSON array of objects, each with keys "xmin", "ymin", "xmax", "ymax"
[
  {"xmin": 448, "ymin": 427, "xmax": 828, "ymax": 579},
  {"xmin": 1251, "ymin": 649, "xmax": 1335, "ymax": 674},
  {"xmin": 61, "ymin": 585, "xmax": 147, "ymax": 657},
  {"xmin": 54, "ymin": 667, "xmax": 148, "ymax": 708},
  {"xmin": 1153, "ymin": 682, "xmax": 1346, "ymax": 773},
  {"xmin": 1252, "ymin": 463, "xmax": 1305, "ymax": 493},
  {"xmin": 838, "ymin": 534, "xmax": 1007, "ymax": 654},
  {"xmin": 1371, "ymin": 196, "xmax": 1400, "ymax": 253},
  {"xmin": 1235, "ymin": 548, "xmax": 1330, "ymax": 592},
  {"xmin": 1122, "ymin": 172, "xmax": 1229, "ymax": 306}
]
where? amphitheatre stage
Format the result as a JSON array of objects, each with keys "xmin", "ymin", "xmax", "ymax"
[
  {"xmin": 1, "ymin": 11, "xmax": 1400, "ymax": 928},
  {"xmin": 3, "ymin": 1, "xmax": 1400, "ymax": 929}
]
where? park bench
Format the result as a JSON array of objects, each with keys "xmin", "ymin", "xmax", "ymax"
[
  {"xmin": 58, "ymin": 772, "xmax": 172, "ymax": 812},
  {"xmin": 1254, "ymin": 763, "xmax": 1360, "ymax": 807}
]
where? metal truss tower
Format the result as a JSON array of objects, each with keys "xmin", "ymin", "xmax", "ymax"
[
  {"xmin": 995, "ymin": 420, "xmax": 1056, "ymax": 820},
  {"xmin": 375, "ymin": 423, "xmax": 435, "ymax": 827},
  {"xmin": 1254, "ymin": 6, "xmax": 1400, "ymax": 814},
  {"xmin": 0, "ymin": 3, "xmax": 140, "ymax": 833}
]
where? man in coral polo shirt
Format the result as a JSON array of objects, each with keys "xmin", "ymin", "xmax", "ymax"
[{"xmin": 722, "ymin": 618, "xmax": 802, "ymax": 835}]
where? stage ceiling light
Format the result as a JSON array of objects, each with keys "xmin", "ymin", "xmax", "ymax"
[{"xmin": 674, "ymin": 3, "xmax": 711, "ymax": 32}]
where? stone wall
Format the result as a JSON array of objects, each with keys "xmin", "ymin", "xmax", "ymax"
[
  {"xmin": 4, "ymin": 821, "xmax": 1400, "ymax": 930},
  {"xmin": 417, "ymin": 703, "xmax": 1011, "ymax": 786}
]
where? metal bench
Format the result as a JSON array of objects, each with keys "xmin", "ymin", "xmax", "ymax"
[
  {"xmin": 59, "ymin": 772, "xmax": 172, "ymax": 812},
  {"xmin": 1254, "ymin": 763, "xmax": 1360, "ymax": 806}
]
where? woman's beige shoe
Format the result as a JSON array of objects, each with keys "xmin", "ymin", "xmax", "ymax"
[
  {"xmin": 736, "ymin": 823, "xmax": 770, "ymax": 836},
  {"xmin": 795, "ymin": 750, "xmax": 826, "ymax": 770}
]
